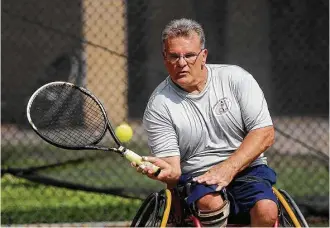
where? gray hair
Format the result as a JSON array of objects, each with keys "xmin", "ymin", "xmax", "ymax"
[{"xmin": 162, "ymin": 18, "xmax": 206, "ymax": 50}]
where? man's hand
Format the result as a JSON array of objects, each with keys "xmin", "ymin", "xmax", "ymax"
[
  {"xmin": 131, "ymin": 156, "xmax": 181, "ymax": 186},
  {"xmin": 133, "ymin": 156, "xmax": 172, "ymax": 180},
  {"xmin": 193, "ymin": 162, "xmax": 237, "ymax": 191}
]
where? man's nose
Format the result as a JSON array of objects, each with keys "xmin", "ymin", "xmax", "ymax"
[{"xmin": 178, "ymin": 56, "xmax": 187, "ymax": 66}]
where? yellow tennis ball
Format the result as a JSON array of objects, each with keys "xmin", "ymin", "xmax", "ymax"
[{"xmin": 115, "ymin": 123, "xmax": 133, "ymax": 142}]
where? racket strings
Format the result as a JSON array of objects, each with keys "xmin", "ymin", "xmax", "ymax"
[{"xmin": 29, "ymin": 84, "xmax": 107, "ymax": 147}]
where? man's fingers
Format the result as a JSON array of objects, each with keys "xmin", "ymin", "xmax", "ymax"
[
  {"xmin": 193, "ymin": 173, "xmax": 217, "ymax": 184},
  {"xmin": 142, "ymin": 156, "xmax": 151, "ymax": 162},
  {"xmin": 139, "ymin": 163, "xmax": 159, "ymax": 175},
  {"xmin": 132, "ymin": 158, "xmax": 163, "ymax": 178},
  {"xmin": 193, "ymin": 175, "xmax": 208, "ymax": 183},
  {"xmin": 132, "ymin": 162, "xmax": 148, "ymax": 170},
  {"xmin": 216, "ymin": 185, "xmax": 223, "ymax": 191},
  {"xmin": 134, "ymin": 163, "xmax": 147, "ymax": 173},
  {"xmin": 205, "ymin": 179, "xmax": 217, "ymax": 185},
  {"xmin": 142, "ymin": 156, "xmax": 160, "ymax": 165}
]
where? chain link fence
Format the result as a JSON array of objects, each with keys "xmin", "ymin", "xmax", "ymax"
[{"xmin": 2, "ymin": 0, "xmax": 328, "ymax": 226}]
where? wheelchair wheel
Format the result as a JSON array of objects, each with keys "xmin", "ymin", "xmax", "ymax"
[
  {"xmin": 273, "ymin": 187, "xmax": 309, "ymax": 227},
  {"xmin": 131, "ymin": 189, "xmax": 172, "ymax": 227}
]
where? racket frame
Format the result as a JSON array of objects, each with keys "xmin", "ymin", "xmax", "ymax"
[{"xmin": 26, "ymin": 81, "xmax": 160, "ymax": 174}]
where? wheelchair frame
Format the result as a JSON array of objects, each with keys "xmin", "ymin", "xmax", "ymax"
[{"xmin": 131, "ymin": 187, "xmax": 309, "ymax": 227}]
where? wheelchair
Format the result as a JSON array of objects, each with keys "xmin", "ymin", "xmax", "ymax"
[{"xmin": 131, "ymin": 186, "xmax": 309, "ymax": 227}]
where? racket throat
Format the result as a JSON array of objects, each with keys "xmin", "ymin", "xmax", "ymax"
[{"xmin": 117, "ymin": 146, "xmax": 127, "ymax": 153}]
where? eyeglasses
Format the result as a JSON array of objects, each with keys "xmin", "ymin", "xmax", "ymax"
[{"xmin": 164, "ymin": 49, "xmax": 204, "ymax": 64}]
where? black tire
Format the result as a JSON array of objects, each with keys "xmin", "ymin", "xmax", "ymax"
[
  {"xmin": 131, "ymin": 190, "xmax": 169, "ymax": 227},
  {"xmin": 275, "ymin": 188, "xmax": 309, "ymax": 227}
]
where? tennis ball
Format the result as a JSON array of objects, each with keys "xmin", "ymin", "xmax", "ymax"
[{"xmin": 115, "ymin": 123, "xmax": 133, "ymax": 142}]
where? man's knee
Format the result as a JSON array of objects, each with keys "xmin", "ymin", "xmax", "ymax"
[
  {"xmin": 195, "ymin": 193, "xmax": 230, "ymax": 227},
  {"xmin": 197, "ymin": 193, "xmax": 224, "ymax": 210},
  {"xmin": 250, "ymin": 199, "xmax": 278, "ymax": 226}
]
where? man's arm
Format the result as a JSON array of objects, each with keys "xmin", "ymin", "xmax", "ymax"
[
  {"xmin": 223, "ymin": 125, "xmax": 275, "ymax": 173},
  {"xmin": 194, "ymin": 125, "xmax": 274, "ymax": 190},
  {"xmin": 140, "ymin": 94, "xmax": 182, "ymax": 187}
]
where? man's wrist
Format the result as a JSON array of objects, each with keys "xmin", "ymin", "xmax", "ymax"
[
  {"xmin": 160, "ymin": 168, "xmax": 181, "ymax": 186},
  {"xmin": 220, "ymin": 159, "xmax": 241, "ymax": 176}
]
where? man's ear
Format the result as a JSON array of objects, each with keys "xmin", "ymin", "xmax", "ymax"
[{"xmin": 202, "ymin": 49, "xmax": 208, "ymax": 64}]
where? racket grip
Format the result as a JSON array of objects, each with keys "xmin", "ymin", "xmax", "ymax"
[{"xmin": 123, "ymin": 149, "xmax": 160, "ymax": 176}]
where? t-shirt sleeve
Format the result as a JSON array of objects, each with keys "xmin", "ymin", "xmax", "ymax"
[
  {"xmin": 233, "ymin": 67, "xmax": 273, "ymax": 131},
  {"xmin": 143, "ymin": 100, "xmax": 180, "ymax": 157}
]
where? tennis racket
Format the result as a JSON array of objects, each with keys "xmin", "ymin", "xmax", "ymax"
[{"xmin": 26, "ymin": 81, "xmax": 160, "ymax": 176}]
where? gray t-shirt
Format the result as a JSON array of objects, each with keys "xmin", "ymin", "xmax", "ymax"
[{"xmin": 143, "ymin": 64, "xmax": 273, "ymax": 176}]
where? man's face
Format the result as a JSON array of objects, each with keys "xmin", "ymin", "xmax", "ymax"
[{"xmin": 163, "ymin": 32, "xmax": 208, "ymax": 88}]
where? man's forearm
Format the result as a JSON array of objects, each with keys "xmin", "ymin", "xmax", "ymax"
[{"xmin": 221, "ymin": 126, "xmax": 275, "ymax": 174}]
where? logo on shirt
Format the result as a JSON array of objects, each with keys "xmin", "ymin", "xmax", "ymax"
[{"xmin": 214, "ymin": 97, "xmax": 231, "ymax": 115}]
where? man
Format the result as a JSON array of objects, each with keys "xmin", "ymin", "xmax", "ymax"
[{"xmin": 133, "ymin": 18, "xmax": 278, "ymax": 227}]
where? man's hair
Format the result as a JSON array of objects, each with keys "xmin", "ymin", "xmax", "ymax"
[{"xmin": 162, "ymin": 18, "xmax": 205, "ymax": 50}]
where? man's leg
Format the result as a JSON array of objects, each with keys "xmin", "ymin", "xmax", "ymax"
[
  {"xmin": 226, "ymin": 165, "xmax": 278, "ymax": 226},
  {"xmin": 176, "ymin": 175, "xmax": 231, "ymax": 227},
  {"xmin": 250, "ymin": 199, "xmax": 278, "ymax": 227},
  {"xmin": 195, "ymin": 192, "xmax": 230, "ymax": 227}
]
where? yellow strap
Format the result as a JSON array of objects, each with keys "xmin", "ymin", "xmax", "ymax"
[
  {"xmin": 160, "ymin": 189, "xmax": 172, "ymax": 227},
  {"xmin": 272, "ymin": 187, "xmax": 301, "ymax": 228}
]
